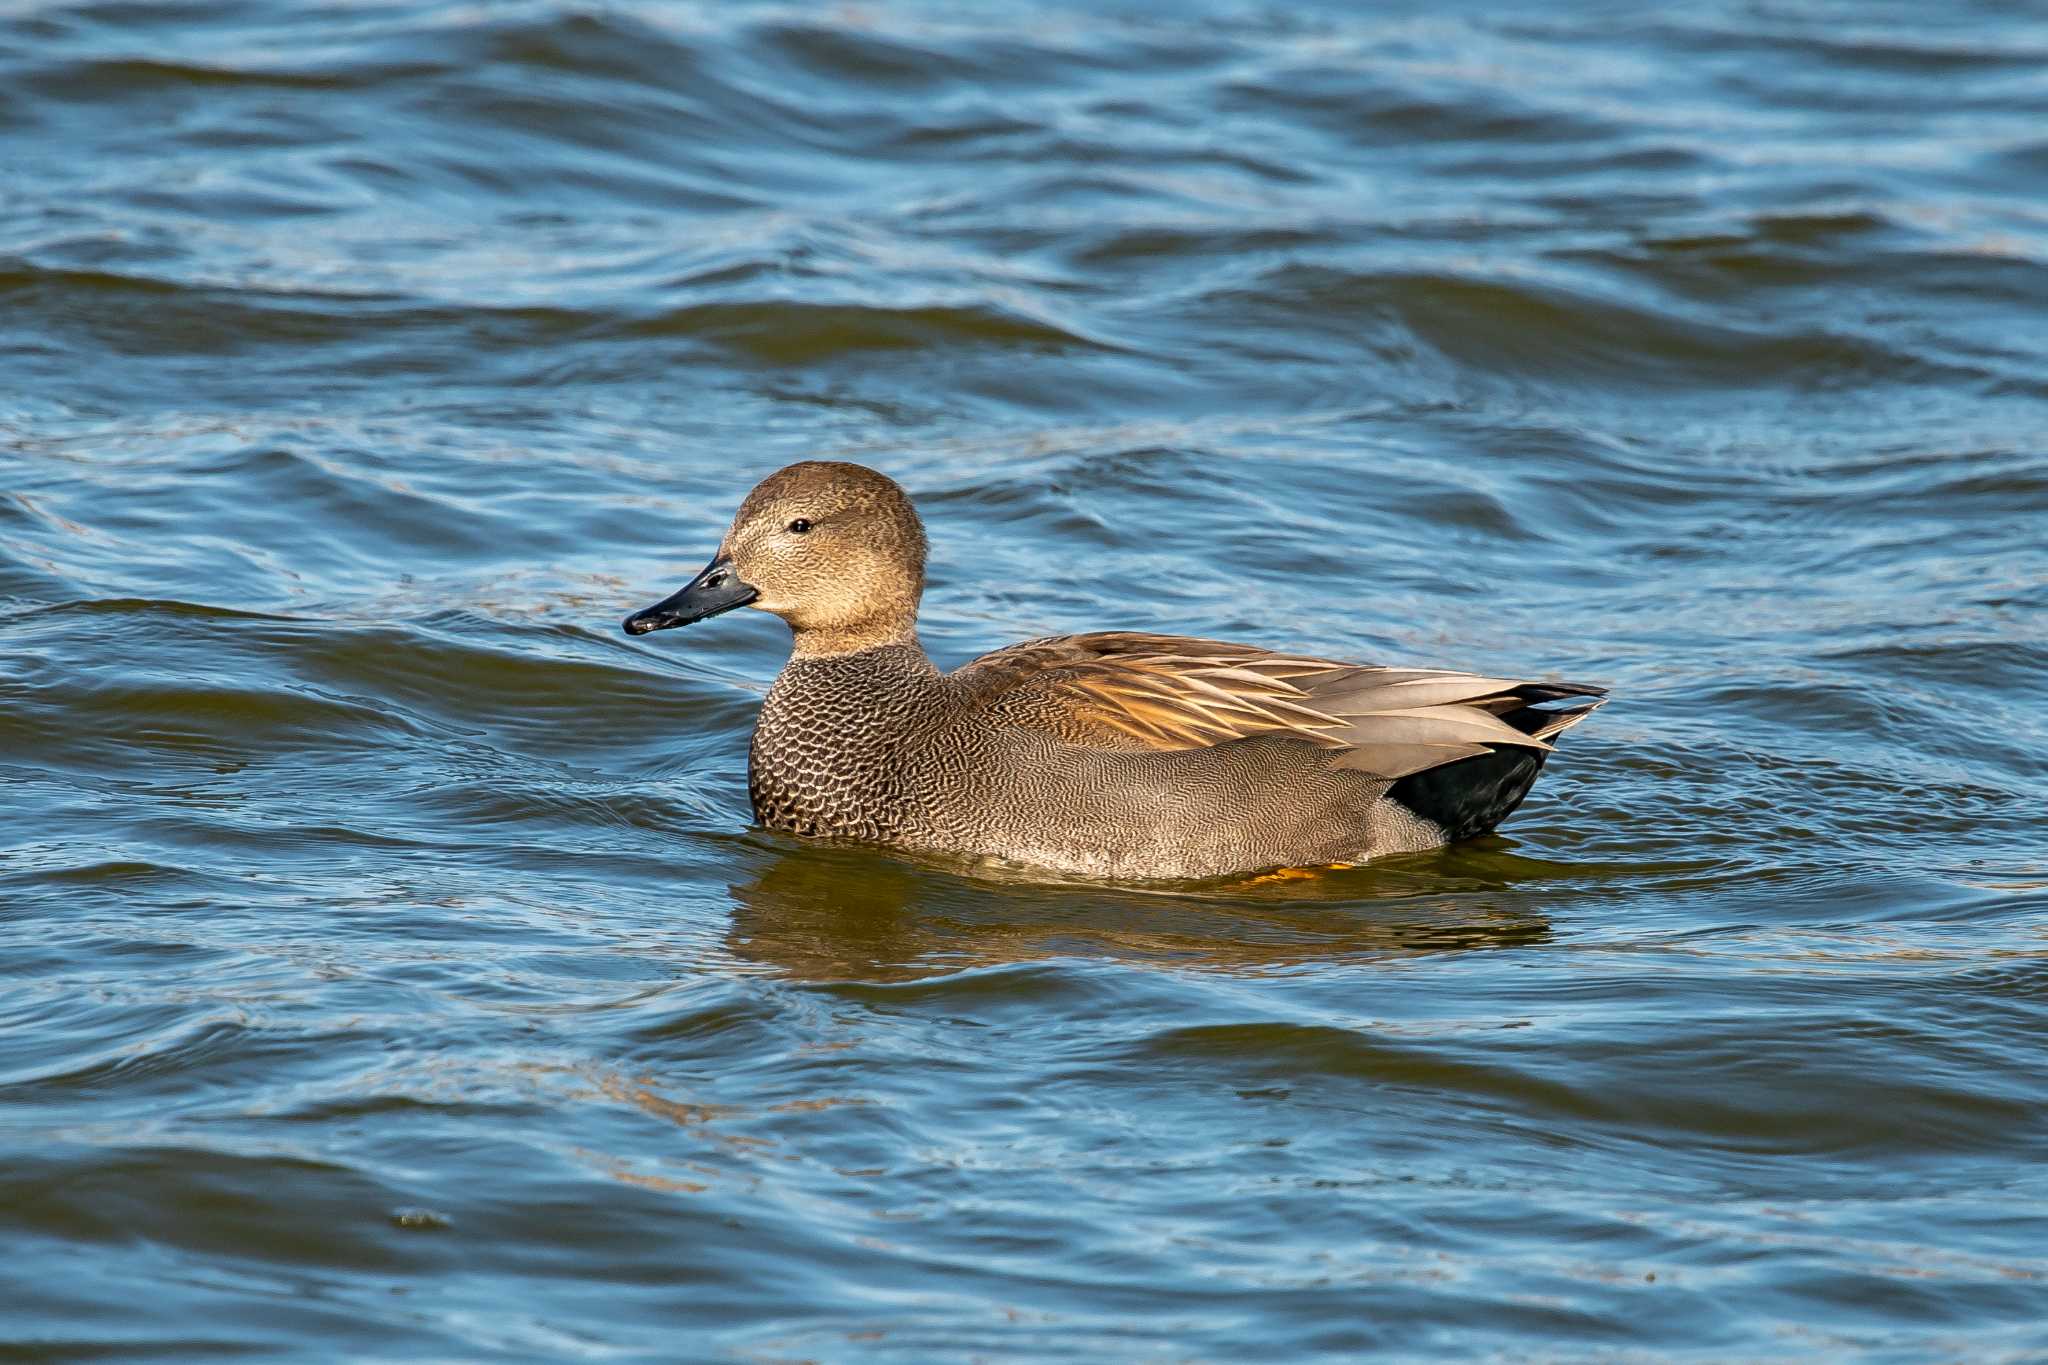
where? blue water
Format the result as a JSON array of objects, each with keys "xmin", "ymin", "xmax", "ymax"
[{"xmin": 4, "ymin": 1, "xmax": 2046, "ymax": 1357}]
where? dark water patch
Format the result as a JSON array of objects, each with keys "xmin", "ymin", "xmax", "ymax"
[
  {"xmin": 1822, "ymin": 637, "xmax": 2048, "ymax": 696},
  {"xmin": 0, "ymin": 262, "xmax": 578, "ymax": 359},
  {"xmin": 0, "ymin": 1147, "xmax": 436, "ymax": 1273},
  {"xmin": 1983, "ymin": 137, "xmax": 2048, "ymax": 181},
  {"xmin": 19, "ymin": 53, "xmax": 374, "ymax": 99},
  {"xmin": 1441, "ymin": 139, "xmax": 1712, "ymax": 184},
  {"xmin": 477, "ymin": 8, "xmax": 711, "ymax": 95},
  {"xmin": 15, "ymin": 674, "xmax": 419, "ymax": 763},
  {"xmin": 1650, "ymin": 11, "xmax": 2048, "ymax": 78},
  {"xmin": 6, "ymin": 596, "xmax": 288, "ymax": 626},
  {"xmin": 1164, "ymin": 260, "xmax": 1987, "ymax": 405},
  {"xmin": 1218, "ymin": 62, "xmax": 1623, "ymax": 151},
  {"xmin": 1380, "ymin": 270, "xmax": 1949, "ymax": 391},
  {"xmin": 754, "ymin": 19, "xmax": 1071, "ymax": 93},
  {"xmin": 625, "ymin": 298, "xmax": 1110, "ymax": 362}
]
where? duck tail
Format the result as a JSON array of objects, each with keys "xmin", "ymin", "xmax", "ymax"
[{"xmin": 1385, "ymin": 684, "xmax": 1606, "ymax": 843}]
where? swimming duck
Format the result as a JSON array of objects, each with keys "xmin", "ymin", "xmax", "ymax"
[{"xmin": 624, "ymin": 461, "xmax": 1604, "ymax": 881}]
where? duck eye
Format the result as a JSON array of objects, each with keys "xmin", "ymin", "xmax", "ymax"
[{"xmin": 787, "ymin": 518, "xmax": 812, "ymax": 534}]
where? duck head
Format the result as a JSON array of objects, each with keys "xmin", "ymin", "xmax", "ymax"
[{"xmin": 623, "ymin": 461, "xmax": 928, "ymax": 655}]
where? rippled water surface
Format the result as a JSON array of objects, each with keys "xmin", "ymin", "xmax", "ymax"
[{"xmin": 6, "ymin": 0, "xmax": 2048, "ymax": 1357}]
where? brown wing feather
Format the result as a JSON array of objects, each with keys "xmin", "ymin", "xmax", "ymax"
[{"xmin": 955, "ymin": 631, "xmax": 1606, "ymax": 778}]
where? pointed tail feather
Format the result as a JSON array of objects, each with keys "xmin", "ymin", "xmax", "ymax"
[{"xmin": 1384, "ymin": 683, "xmax": 1605, "ymax": 842}]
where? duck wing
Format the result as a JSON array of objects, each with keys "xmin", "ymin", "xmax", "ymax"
[{"xmin": 954, "ymin": 631, "xmax": 1605, "ymax": 779}]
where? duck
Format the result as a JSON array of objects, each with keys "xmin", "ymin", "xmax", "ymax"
[{"xmin": 623, "ymin": 461, "xmax": 1605, "ymax": 881}]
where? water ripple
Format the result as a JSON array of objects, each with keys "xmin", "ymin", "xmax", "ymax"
[{"xmin": 4, "ymin": 0, "xmax": 2048, "ymax": 1357}]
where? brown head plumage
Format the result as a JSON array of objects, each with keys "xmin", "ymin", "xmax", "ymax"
[{"xmin": 624, "ymin": 461, "xmax": 927, "ymax": 655}]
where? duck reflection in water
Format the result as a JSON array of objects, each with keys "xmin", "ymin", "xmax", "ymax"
[{"xmin": 722, "ymin": 839, "xmax": 1559, "ymax": 983}]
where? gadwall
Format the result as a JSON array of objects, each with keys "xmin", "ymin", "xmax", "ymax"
[{"xmin": 624, "ymin": 462, "xmax": 1605, "ymax": 881}]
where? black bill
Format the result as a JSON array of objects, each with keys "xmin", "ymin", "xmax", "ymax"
[{"xmin": 622, "ymin": 554, "xmax": 757, "ymax": 635}]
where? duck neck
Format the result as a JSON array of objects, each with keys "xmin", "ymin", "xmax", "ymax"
[{"xmin": 787, "ymin": 616, "xmax": 921, "ymax": 660}]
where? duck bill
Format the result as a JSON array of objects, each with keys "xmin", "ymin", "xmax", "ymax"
[{"xmin": 622, "ymin": 554, "xmax": 758, "ymax": 635}]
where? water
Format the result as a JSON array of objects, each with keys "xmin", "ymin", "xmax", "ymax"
[{"xmin": 4, "ymin": 0, "xmax": 2046, "ymax": 1356}]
